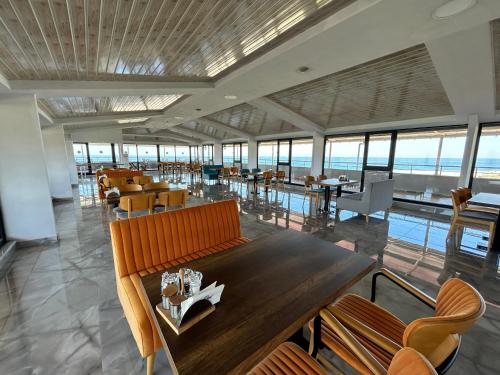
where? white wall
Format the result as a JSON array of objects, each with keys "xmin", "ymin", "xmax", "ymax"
[
  {"xmin": 213, "ymin": 143, "xmax": 222, "ymax": 164},
  {"xmin": 69, "ymin": 127, "xmax": 123, "ymax": 144},
  {"xmin": 0, "ymin": 94, "xmax": 57, "ymax": 241},
  {"xmin": 42, "ymin": 126, "xmax": 73, "ymax": 198},
  {"xmin": 64, "ymin": 133, "xmax": 79, "ymax": 185}
]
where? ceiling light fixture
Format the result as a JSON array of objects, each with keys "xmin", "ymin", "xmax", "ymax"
[
  {"xmin": 297, "ymin": 66, "xmax": 310, "ymax": 73},
  {"xmin": 432, "ymin": 0, "xmax": 476, "ymax": 20},
  {"xmin": 174, "ymin": 116, "xmax": 184, "ymax": 120},
  {"xmin": 224, "ymin": 95, "xmax": 238, "ymax": 100}
]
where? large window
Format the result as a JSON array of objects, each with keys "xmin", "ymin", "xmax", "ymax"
[
  {"xmin": 324, "ymin": 135, "xmax": 365, "ymax": 172},
  {"xmin": 175, "ymin": 146, "xmax": 190, "ymax": 162},
  {"xmin": 223, "ymin": 144, "xmax": 234, "ymax": 166},
  {"xmin": 291, "ymin": 139, "xmax": 313, "ymax": 184},
  {"xmin": 73, "ymin": 143, "xmax": 88, "ymax": 164},
  {"xmin": 472, "ymin": 124, "xmax": 500, "ymax": 193},
  {"xmin": 124, "ymin": 144, "xmax": 139, "ymax": 164},
  {"xmin": 160, "ymin": 145, "xmax": 176, "ymax": 161},
  {"xmin": 393, "ymin": 128, "xmax": 466, "ymax": 203},
  {"xmin": 258, "ymin": 141, "xmax": 278, "ymax": 170},
  {"xmin": 222, "ymin": 143, "xmax": 247, "ymax": 167},
  {"xmin": 366, "ymin": 134, "xmax": 391, "ymax": 167},
  {"xmin": 203, "ymin": 144, "xmax": 213, "ymax": 163},
  {"xmin": 241, "ymin": 143, "xmax": 248, "ymax": 168},
  {"xmin": 137, "ymin": 144, "xmax": 158, "ymax": 162}
]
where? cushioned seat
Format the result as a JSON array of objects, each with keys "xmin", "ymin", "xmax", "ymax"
[
  {"xmin": 110, "ymin": 199, "xmax": 249, "ymax": 374},
  {"xmin": 458, "ymin": 209, "xmax": 498, "ymax": 221},
  {"xmin": 311, "ymin": 271, "xmax": 485, "ymax": 374},
  {"xmin": 248, "ymin": 342, "xmax": 326, "ymax": 375}
]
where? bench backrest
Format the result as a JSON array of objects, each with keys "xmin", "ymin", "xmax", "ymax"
[{"xmin": 110, "ymin": 199, "xmax": 241, "ymax": 278}]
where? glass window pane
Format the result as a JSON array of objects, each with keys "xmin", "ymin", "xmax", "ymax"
[
  {"xmin": 73, "ymin": 143, "xmax": 87, "ymax": 164},
  {"xmin": 472, "ymin": 125, "xmax": 500, "ymax": 193},
  {"xmin": 88, "ymin": 143, "xmax": 113, "ymax": 171},
  {"xmin": 323, "ymin": 135, "xmax": 364, "ymax": 192},
  {"xmin": 223, "ymin": 144, "xmax": 234, "ymax": 166},
  {"xmin": 123, "ymin": 144, "xmax": 138, "ymax": 164},
  {"xmin": 278, "ymin": 141, "xmax": 290, "ymax": 163},
  {"xmin": 160, "ymin": 145, "xmax": 176, "ymax": 161},
  {"xmin": 393, "ymin": 128, "xmax": 466, "ymax": 204},
  {"xmin": 367, "ymin": 134, "xmax": 391, "ymax": 166},
  {"xmin": 258, "ymin": 141, "xmax": 278, "ymax": 170},
  {"xmin": 291, "ymin": 139, "xmax": 313, "ymax": 184},
  {"xmin": 175, "ymin": 146, "xmax": 190, "ymax": 162},
  {"xmin": 203, "ymin": 144, "xmax": 213, "ymax": 163}
]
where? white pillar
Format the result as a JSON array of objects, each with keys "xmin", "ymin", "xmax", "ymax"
[
  {"xmin": 116, "ymin": 142, "xmax": 123, "ymax": 164},
  {"xmin": 0, "ymin": 94, "xmax": 57, "ymax": 241},
  {"xmin": 64, "ymin": 132, "xmax": 79, "ymax": 185},
  {"xmin": 42, "ymin": 126, "xmax": 73, "ymax": 199},
  {"xmin": 311, "ymin": 132, "xmax": 325, "ymax": 177},
  {"xmin": 213, "ymin": 143, "xmax": 223, "ymax": 165},
  {"xmin": 248, "ymin": 139, "xmax": 257, "ymax": 170},
  {"xmin": 458, "ymin": 114, "xmax": 480, "ymax": 188}
]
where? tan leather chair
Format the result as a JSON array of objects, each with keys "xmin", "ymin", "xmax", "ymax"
[
  {"xmin": 450, "ymin": 189, "xmax": 496, "ymax": 249},
  {"xmin": 304, "ymin": 175, "xmax": 323, "ymax": 210},
  {"xmin": 248, "ymin": 342, "xmax": 436, "ymax": 375},
  {"xmin": 272, "ymin": 170, "xmax": 286, "ymax": 190},
  {"xmin": 309, "ymin": 268, "xmax": 485, "ymax": 374},
  {"xmin": 117, "ymin": 184, "xmax": 143, "ymax": 193},
  {"xmin": 107, "ymin": 177, "xmax": 127, "ymax": 188},
  {"xmin": 143, "ymin": 181, "xmax": 169, "ymax": 191},
  {"xmin": 133, "ymin": 175, "xmax": 153, "ymax": 185},
  {"xmin": 110, "ymin": 200, "xmax": 249, "ymax": 374},
  {"xmin": 156, "ymin": 189, "xmax": 187, "ymax": 212},
  {"xmin": 117, "ymin": 193, "xmax": 155, "ymax": 219}
]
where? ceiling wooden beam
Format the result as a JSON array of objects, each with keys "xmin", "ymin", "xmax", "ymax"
[
  {"xmin": 153, "ymin": 129, "xmax": 202, "ymax": 144},
  {"xmin": 122, "ymin": 132, "xmax": 192, "ymax": 144},
  {"xmin": 248, "ymin": 97, "xmax": 324, "ymax": 133},
  {"xmin": 9, "ymin": 80, "xmax": 214, "ymax": 98},
  {"xmin": 54, "ymin": 111, "xmax": 164, "ymax": 125},
  {"xmin": 199, "ymin": 118, "xmax": 255, "ymax": 140},
  {"xmin": 169, "ymin": 125, "xmax": 220, "ymax": 142}
]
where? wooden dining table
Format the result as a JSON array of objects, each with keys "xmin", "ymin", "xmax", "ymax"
[
  {"xmin": 139, "ymin": 230, "xmax": 375, "ymax": 374},
  {"xmin": 468, "ymin": 192, "xmax": 500, "ymax": 251},
  {"xmin": 317, "ymin": 178, "xmax": 359, "ymax": 211}
]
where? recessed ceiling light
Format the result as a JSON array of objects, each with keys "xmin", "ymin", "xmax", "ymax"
[
  {"xmin": 195, "ymin": 108, "xmax": 202, "ymax": 111},
  {"xmin": 432, "ymin": 0, "xmax": 476, "ymax": 20},
  {"xmin": 224, "ymin": 95, "xmax": 238, "ymax": 100},
  {"xmin": 297, "ymin": 66, "xmax": 310, "ymax": 73}
]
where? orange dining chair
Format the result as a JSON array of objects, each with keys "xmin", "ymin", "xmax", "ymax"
[
  {"xmin": 304, "ymin": 175, "xmax": 324, "ymax": 210},
  {"xmin": 115, "ymin": 193, "xmax": 155, "ymax": 219},
  {"xmin": 309, "ymin": 268, "xmax": 485, "ymax": 374},
  {"xmin": 133, "ymin": 175, "xmax": 153, "ymax": 185},
  {"xmin": 248, "ymin": 342, "xmax": 437, "ymax": 375},
  {"xmin": 143, "ymin": 181, "xmax": 169, "ymax": 191},
  {"xmin": 272, "ymin": 170, "xmax": 286, "ymax": 191},
  {"xmin": 117, "ymin": 184, "xmax": 143, "ymax": 193},
  {"xmin": 259, "ymin": 170, "xmax": 273, "ymax": 192},
  {"xmin": 155, "ymin": 189, "xmax": 187, "ymax": 212}
]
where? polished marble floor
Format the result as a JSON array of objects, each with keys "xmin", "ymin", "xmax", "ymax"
[{"xmin": 0, "ymin": 172, "xmax": 499, "ymax": 374}]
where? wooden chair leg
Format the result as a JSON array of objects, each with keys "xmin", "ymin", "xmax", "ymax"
[{"xmin": 147, "ymin": 353, "xmax": 156, "ymax": 375}]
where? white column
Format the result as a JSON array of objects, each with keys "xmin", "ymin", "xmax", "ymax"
[
  {"xmin": 42, "ymin": 126, "xmax": 73, "ymax": 199},
  {"xmin": 116, "ymin": 142, "xmax": 123, "ymax": 164},
  {"xmin": 458, "ymin": 114, "xmax": 480, "ymax": 188},
  {"xmin": 247, "ymin": 139, "xmax": 257, "ymax": 170},
  {"xmin": 311, "ymin": 132, "xmax": 325, "ymax": 177},
  {"xmin": 213, "ymin": 143, "xmax": 223, "ymax": 165},
  {"xmin": 0, "ymin": 94, "xmax": 57, "ymax": 241},
  {"xmin": 64, "ymin": 132, "xmax": 79, "ymax": 185}
]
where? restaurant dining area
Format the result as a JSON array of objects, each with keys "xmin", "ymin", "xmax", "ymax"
[{"xmin": 1, "ymin": 1, "xmax": 500, "ymax": 375}]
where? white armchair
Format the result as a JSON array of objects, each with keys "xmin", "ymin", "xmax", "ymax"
[{"xmin": 336, "ymin": 178, "xmax": 394, "ymax": 222}]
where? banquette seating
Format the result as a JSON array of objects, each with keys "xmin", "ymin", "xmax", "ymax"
[
  {"xmin": 96, "ymin": 169, "xmax": 144, "ymax": 200},
  {"xmin": 109, "ymin": 199, "xmax": 249, "ymax": 374}
]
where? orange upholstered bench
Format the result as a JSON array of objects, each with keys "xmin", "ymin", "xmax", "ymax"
[{"xmin": 109, "ymin": 199, "xmax": 249, "ymax": 374}]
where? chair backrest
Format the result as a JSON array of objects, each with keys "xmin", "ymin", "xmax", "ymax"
[
  {"xmin": 241, "ymin": 168, "xmax": 250, "ymax": 174},
  {"xmin": 263, "ymin": 170, "xmax": 273, "ymax": 181},
  {"xmin": 133, "ymin": 175, "xmax": 153, "ymax": 185},
  {"xmin": 387, "ymin": 347, "xmax": 437, "ymax": 375},
  {"xmin": 118, "ymin": 193, "xmax": 155, "ymax": 215},
  {"xmin": 143, "ymin": 181, "xmax": 169, "ymax": 191},
  {"xmin": 118, "ymin": 184, "xmax": 143, "ymax": 193},
  {"xmin": 108, "ymin": 177, "xmax": 127, "ymax": 187},
  {"xmin": 110, "ymin": 200, "xmax": 242, "ymax": 277},
  {"xmin": 304, "ymin": 175, "xmax": 315, "ymax": 188},
  {"xmin": 158, "ymin": 189, "xmax": 187, "ymax": 208},
  {"xmin": 230, "ymin": 166, "xmax": 239, "ymax": 174},
  {"xmin": 403, "ymin": 278, "xmax": 485, "ymax": 367},
  {"xmin": 317, "ymin": 175, "xmax": 327, "ymax": 181},
  {"xmin": 276, "ymin": 170, "xmax": 286, "ymax": 180},
  {"xmin": 450, "ymin": 190, "xmax": 465, "ymax": 215},
  {"xmin": 366, "ymin": 180, "xmax": 394, "ymax": 213}
]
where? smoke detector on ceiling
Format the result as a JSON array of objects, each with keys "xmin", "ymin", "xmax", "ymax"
[{"xmin": 432, "ymin": 0, "xmax": 477, "ymax": 20}]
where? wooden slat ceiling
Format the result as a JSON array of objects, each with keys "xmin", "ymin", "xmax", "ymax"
[
  {"xmin": 206, "ymin": 103, "xmax": 299, "ymax": 135},
  {"xmin": 38, "ymin": 94, "xmax": 182, "ymax": 118},
  {"xmin": 181, "ymin": 121, "xmax": 222, "ymax": 139},
  {"xmin": 0, "ymin": 0, "xmax": 354, "ymax": 81},
  {"xmin": 268, "ymin": 44, "xmax": 454, "ymax": 128},
  {"xmin": 491, "ymin": 19, "xmax": 500, "ymax": 109}
]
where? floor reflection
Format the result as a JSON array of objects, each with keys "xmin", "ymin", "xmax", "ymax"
[{"xmin": 0, "ymin": 171, "xmax": 498, "ymax": 374}]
